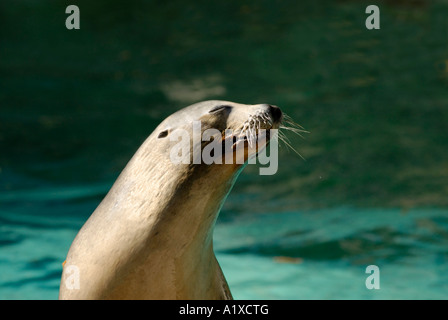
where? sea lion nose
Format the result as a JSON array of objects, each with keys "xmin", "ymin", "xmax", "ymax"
[{"xmin": 268, "ymin": 104, "xmax": 282, "ymax": 122}]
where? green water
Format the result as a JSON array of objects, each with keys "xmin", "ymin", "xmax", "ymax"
[{"xmin": 1, "ymin": 0, "xmax": 448, "ymax": 299}]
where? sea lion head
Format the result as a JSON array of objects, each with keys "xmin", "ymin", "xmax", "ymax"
[{"xmin": 152, "ymin": 100, "xmax": 283, "ymax": 169}]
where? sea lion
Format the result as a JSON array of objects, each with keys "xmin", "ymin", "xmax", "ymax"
[{"xmin": 59, "ymin": 100, "xmax": 283, "ymax": 300}]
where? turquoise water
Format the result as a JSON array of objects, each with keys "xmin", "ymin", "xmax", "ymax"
[
  {"xmin": 1, "ymin": 183, "xmax": 447, "ymax": 299},
  {"xmin": 1, "ymin": 1, "xmax": 448, "ymax": 299},
  {"xmin": 217, "ymin": 207, "xmax": 448, "ymax": 299}
]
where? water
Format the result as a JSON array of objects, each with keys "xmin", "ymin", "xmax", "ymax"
[
  {"xmin": 1, "ymin": 183, "xmax": 447, "ymax": 299},
  {"xmin": 1, "ymin": 0, "xmax": 448, "ymax": 299},
  {"xmin": 216, "ymin": 208, "xmax": 448, "ymax": 299}
]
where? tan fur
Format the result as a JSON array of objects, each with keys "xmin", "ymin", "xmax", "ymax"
[{"xmin": 59, "ymin": 101, "xmax": 279, "ymax": 300}]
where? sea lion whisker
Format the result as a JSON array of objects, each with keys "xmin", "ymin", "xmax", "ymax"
[
  {"xmin": 282, "ymin": 114, "xmax": 306, "ymax": 130},
  {"xmin": 247, "ymin": 125, "xmax": 254, "ymax": 148},
  {"xmin": 280, "ymin": 126, "xmax": 308, "ymax": 139},
  {"xmin": 278, "ymin": 131, "xmax": 306, "ymax": 160},
  {"xmin": 277, "ymin": 114, "xmax": 307, "ymax": 160}
]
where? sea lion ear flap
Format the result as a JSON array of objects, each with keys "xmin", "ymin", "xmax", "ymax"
[{"xmin": 158, "ymin": 128, "xmax": 171, "ymax": 139}]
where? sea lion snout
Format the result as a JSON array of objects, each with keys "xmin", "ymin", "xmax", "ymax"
[{"xmin": 268, "ymin": 104, "xmax": 283, "ymax": 122}]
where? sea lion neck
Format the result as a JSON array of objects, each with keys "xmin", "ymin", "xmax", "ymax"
[
  {"xmin": 152, "ymin": 163, "xmax": 243, "ymax": 246},
  {"xmin": 117, "ymin": 136, "xmax": 243, "ymax": 253}
]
